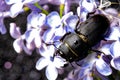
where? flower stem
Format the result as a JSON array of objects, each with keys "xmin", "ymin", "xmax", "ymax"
[
  {"xmin": 34, "ymin": 2, "xmax": 49, "ymax": 15},
  {"xmin": 60, "ymin": 4, "xmax": 65, "ymax": 18}
]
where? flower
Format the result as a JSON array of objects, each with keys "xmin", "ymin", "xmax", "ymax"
[
  {"xmin": 36, "ymin": 45, "xmax": 66, "ymax": 80},
  {"xmin": 42, "ymin": 11, "xmax": 78, "ymax": 44},
  {"xmin": 5, "ymin": 0, "xmax": 39, "ymax": 17},
  {"xmin": 0, "ymin": 0, "xmax": 10, "ymax": 34},
  {"xmin": 77, "ymin": 0, "xmax": 97, "ymax": 22},
  {"xmin": 10, "ymin": 23, "xmax": 32, "ymax": 55},
  {"xmin": 76, "ymin": 52, "xmax": 112, "ymax": 80}
]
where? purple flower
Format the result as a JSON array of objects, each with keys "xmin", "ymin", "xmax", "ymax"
[
  {"xmin": 77, "ymin": 0, "xmax": 97, "ymax": 22},
  {"xmin": 10, "ymin": 23, "xmax": 33, "ymax": 55},
  {"xmin": 5, "ymin": 0, "xmax": 39, "ymax": 17},
  {"xmin": 42, "ymin": 11, "xmax": 78, "ymax": 44},
  {"xmin": 76, "ymin": 52, "xmax": 112, "ymax": 80},
  {"xmin": 0, "ymin": 0, "xmax": 10, "ymax": 34},
  {"xmin": 36, "ymin": 45, "xmax": 66, "ymax": 80}
]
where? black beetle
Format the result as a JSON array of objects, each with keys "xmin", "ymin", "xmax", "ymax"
[{"xmin": 57, "ymin": 14, "xmax": 110, "ymax": 62}]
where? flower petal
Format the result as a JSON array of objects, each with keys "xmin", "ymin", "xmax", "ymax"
[
  {"xmin": 96, "ymin": 58, "xmax": 112, "ymax": 76},
  {"xmin": 0, "ymin": 20, "xmax": 6, "ymax": 34},
  {"xmin": 25, "ymin": 29, "xmax": 35, "ymax": 43},
  {"xmin": 13, "ymin": 38, "xmax": 23, "ymax": 53},
  {"xmin": 80, "ymin": 0, "xmax": 95, "ymax": 12},
  {"xmin": 111, "ymin": 57, "xmax": 120, "ymax": 70},
  {"xmin": 34, "ymin": 31, "xmax": 42, "ymax": 48},
  {"xmin": 42, "ymin": 29, "xmax": 55, "ymax": 43},
  {"xmin": 46, "ymin": 11, "xmax": 61, "ymax": 28},
  {"xmin": 9, "ymin": 23, "xmax": 21, "ymax": 39},
  {"xmin": 83, "ymin": 74, "xmax": 93, "ymax": 80},
  {"xmin": 10, "ymin": 3, "xmax": 23, "ymax": 17},
  {"xmin": 105, "ymin": 27, "xmax": 120, "ymax": 41},
  {"xmin": 23, "ymin": 0, "xmax": 39, "ymax": 4},
  {"xmin": 46, "ymin": 64, "xmax": 58, "ymax": 80},
  {"xmin": 110, "ymin": 41, "xmax": 120, "ymax": 57},
  {"xmin": 36, "ymin": 57, "xmax": 49, "ymax": 70},
  {"xmin": 65, "ymin": 15, "xmax": 79, "ymax": 32},
  {"xmin": 5, "ymin": 0, "xmax": 23, "ymax": 5},
  {"xmin": 54, "ymin": 56, "xmax": 66, "ymax": 68},
  {"xmin": 27, "ymin": 11, "xmax": 40, "ymax": 28}
]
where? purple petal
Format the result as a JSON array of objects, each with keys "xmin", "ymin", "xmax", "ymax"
[
  {"xmin": 13, "ymin": 38, "xmax": 23, "ymax": 53},
  {"xmin": 9, "ymin": 23, "xmax": 21, "ymax": 39},
  {"xmin": 54, "ymin": 56, "xmax": 66, "ymax": 68},
  {"xmin": 111, "ymin": 57, "xmax": 120, "ymax": 70},
  {"xmin": 42, "ymin": 29, "xmax": 55, "ymax": 43},
  {"xmin": 54, "ymin": 26, "xmax": 66, "ymax": 40},
  {"xmin": 23, "ymin": 0, "xmax": 39, "ymax": 4},
  {"xmin": 25, "ymin": 29, "xmax": 35, "ymax": 43},
  {"xmin": 46, "ymin": 11, "xmax": 61, "ymax": 28},
  {"xmin": 46, "ymin": 64, "xmax": 58, "ymax": 80},
  {"xmin": 65, "ymin": 15, "xmax": 79, "ymax": 31},
  {"xmin": 0, "ymin": 21, "xmax": 7, "ymax": 34},
  {"xmin": 10, "ymin": 3, "xmax": 23, "ymax": 17},
  {"xmin": 34, "ymin": 31, "xmax": 42, "ymax": 48},
  {"xmin": 36, "ymin": 57, "xmax": 49, "ymax": 70},
  {"xmin": 105, "ymin": 27, "xmax": 120, "ymax": 40},
  {"xmin": 110, "ymin": 41, "xmax": 120, "ymax": 57},
  {"xmin": 5, "ymin": 0, "xmax": 23, "ymax": 5},
  {"xmin": 96, "ymin": 58, "xmax": 112, "ymax": 76},
  {"xmin": 27, "ymin": 12, "xmax": 46, "ymax": 28},
  {"xmin": 78, "ymin": 69, "xmax": 88, "ymax": 79},
  {"xmin": 27, "ymin": 11, "xmax": 39, "ymax": 26},
  {"xmin": 83, "ymin": 74, "xmax": 93, "ymax": 80},
  {"xmin": 80, "ymin": 0, "xmax": 96, "ymax": 12},
  {"xmin": 26, "ymin": 41, "xmax": 35, "ymax": 51}
]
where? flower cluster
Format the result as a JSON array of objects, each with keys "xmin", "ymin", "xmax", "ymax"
[{"xmin": 1, "ymin": 0, "xmax": 120, "ymax": 80}]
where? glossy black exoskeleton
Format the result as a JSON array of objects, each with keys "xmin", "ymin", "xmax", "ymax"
[{"xmin": 57, "ymin": 14, "xmax": 110, "ymax": 62}]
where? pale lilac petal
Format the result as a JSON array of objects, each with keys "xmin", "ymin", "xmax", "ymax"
[
  {"xmin": 39, "ymin": 45, "xmax": 55, "ymax": 57},
  {"xmin": 10, "ymin": 3, "xmax": 23, "ymax": 17},
  {"xmin": 65, "ymin": 15, "xmax": 79, "ymax": 31},
  {"xmin": 42, "ymin": 29, "xmax": 55, "ymax": 43},
  {"xmin": 36, "ymin": 57, "xmax": 49, "ymax": 70},
  {"xmin": 80, "ymin": 0, "xmax": 95, "ymax": 12},
  {"xmin": 27, "ymin": 11, "xmax": 39, "ymax": 28},
  {"xmin": 26, "ymin": 41, "xmax": 35, "ymax": 51},
  {"xmin": 34, "ymin": 31, "xmax": 42, "ymax": 48},
  {"xmin": 13, "ymin": 38, "xmax": 23, "ymax": 53},
  {"xmin": 46, "ymin": 64, "xmax": 58, "ymax": 80},
  {"xmin": 54, "ymin": 26, "xmax": 66, "ymax": 40},
  {"xmin": 25, "ymin": 29, "xmax": 35, "ymax": 43},
  {"xmin": 62, "ymin": 12, "xmax": 73, "ymax": 23},
  {"xmin": 54, "ymin": 56, "xmax": 66, "ymax": 68},
  {"xmin": 37, "ymin": 13, "xmax": 46, "ymax": 27},
  {"xmin": 100, "ymin": 44, "xmax": 111, "ymax": 55},
  {"xmin": 5, "ymin": 0, "xmax": 23, "ymax": 5},
  {"xmin": 46, "ymin": 11, "xmax": 61, "ymax": 28},
  {"xmin": 9, "ymin": 23, "xmax": 21, "ymax": 39},
  {"xmin": 23, "ymin": 0, "xmax": 39, "ymax": 4},
  {"xmin": 0, "ymin": 21, "xmax": 6, "ymax": 34},
  {"xmin": 105, "ymin": 27, "xmax": 120, "ymax": 40},
  {"xmin": 96, "ymin": 58, "xmax": 112, "ymax": 76},
  {"xmin": 22, "ymin": 43, "xmax": 33, "ymax": 55},
  {"xmin": 111, "ymin": 57, "xmax": 120, "ymax": 70},
  {"xmin": 110, "ymin": 41, "xmax": 120, "ymax": 57},
  {"xmin": 83, "ymin": 74, "xmax": 93, "ymax": 80},
  {"xmin": 104, "ymin": 8, "xmax": 118, "ymax": 17},
  {"xmin": 78, "ymin": 69, "xmax": 90, "ymax": 79}
]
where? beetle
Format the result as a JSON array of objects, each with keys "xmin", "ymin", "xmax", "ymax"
[{"xmin": 56, "ymin": 14, "xmax": 110, "ymax": 62}]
